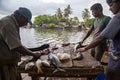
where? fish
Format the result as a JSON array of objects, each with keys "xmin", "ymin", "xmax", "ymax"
[
  {"xmin": 35, "ymin": 59, "xmax": 43, "ymax": 74},
  {"xmin": 62, "ymin": 42, "xmax": 78, "ymax": 47},
  {"xmin": 25, "ymin": 62, "xmax": 35, "ymax": 70},
  {"xmin": 62, "ymin": 43, "xmax": 70, "ymax": 47},
  {"xmin": 73, "ymin": 43, "xmax": 85, "ymax": 60},
  {"xmin": 18, "ymin": 56, "xmax": 33, "ymax": 66},
  {"xmin": 73, "ymin": 53, "xmax": 84, "ymax": 60},
  {"xmin": 41, "ymin": 60, "xmax": 50, "ymax": 67},
  {"xmin": 48, "ymin": 53, "xmax": 65, "ymax": 73},
  {"xmin": 57, "ymin": 53, "xmax": 70, "ymax": 60},
  {"xmin": 76, "ymin": 43, "xmax": 85, "ymax": 49}
]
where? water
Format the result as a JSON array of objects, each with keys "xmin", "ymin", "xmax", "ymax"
[{"xmin": 20, "ymin": 27, "xmax": 91, "ymax": 48}]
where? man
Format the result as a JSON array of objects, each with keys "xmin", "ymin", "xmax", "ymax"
[
  {"xmin": 0, "ymin": 7, "xmax": 41, "ymax": 80},
  {"xmin": 76, "ymin": 0, "xmax": 120, "ymax": 80},
  {"xmin": 80, "ymin": 3, "xmax": 111, "ymax": 62}
]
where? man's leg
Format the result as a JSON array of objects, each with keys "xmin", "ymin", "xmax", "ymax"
[{"xmin": 95, "ymin": 41, "xmax": 107, "ymax": 61}]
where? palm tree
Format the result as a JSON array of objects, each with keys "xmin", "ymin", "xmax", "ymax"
[
  {"xmin": 63, "ymin": 4, "xmax": 72, "ymax": 18},
  {"xmin": 82, "ymin": 8, "xmax": 90, "ymax": 22},
  {"xmin": 56, "ymin": 8, "xmax": 63, "ymax": 22}
]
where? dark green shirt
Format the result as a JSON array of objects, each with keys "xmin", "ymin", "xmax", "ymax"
[
  {"xmin": 0, "ymin": 15, "xmax": 22, "ymax": 64},
  {"xmin": 91, "ymin": 15, "xmax": 111, "ymax": 38}
]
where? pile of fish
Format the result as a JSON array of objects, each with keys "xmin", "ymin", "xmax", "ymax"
[
  {"xmin": 23, "ymin": 43, "xmax": 85, "ymax": 74},
  {"xmin": 24, "ymin": 43, "xmax": 69, "ymax": 74},
  {"xmin": 24, "ymin": 52, "xmax": 68, "ymax": 74}
]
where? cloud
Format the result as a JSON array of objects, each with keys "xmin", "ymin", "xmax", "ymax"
[
  {"xmin": 39, "ymin": 0, "xmax": 65, "ymax": 4},
  {"xmin": 0, "ymin": 0, "xmax": 67, "ymax": 15},
  {"xmin": 0, "ymin": 0, "xmax": 112, "ymax": 21}
]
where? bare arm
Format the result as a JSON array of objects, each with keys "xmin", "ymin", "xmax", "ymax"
[
  {"xmin": 85, "ymin": 35, "xmax": 105, "ymax": 50},
  {"xmin": 76, "ymin": 35, "xmax": 106, "ymax": 53},
  {"xmin": 81, "ymin": 27, "xmax": 94, "ymax": 43},
  {"xmin": 28, "ymin": 44, "xmax": 49, "ymax": 51},
  {"xmin": 12, "ymin": 46, "xmax": 41, "ymax": 58}
]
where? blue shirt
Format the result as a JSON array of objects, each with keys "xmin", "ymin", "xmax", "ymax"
[{"xmin": 100, "ymin": 12, "xmax": 120, "ymax": 70}]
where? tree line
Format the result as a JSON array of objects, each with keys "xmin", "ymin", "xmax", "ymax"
[{"xmin": 33, "ymin": 5, "xmax": 94, "ymax": 28}]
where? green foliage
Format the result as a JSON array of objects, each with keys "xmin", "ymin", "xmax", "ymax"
[
  {"xmin": 33, "ymin": 4, "xmax": 79, "ymax": 27},
  {"xmin": 85, "ymin": 18, "xmax": 94, "ymax": 27},
  {"xmin": 34, "ymin": 15, "xmax": 55, "ymax": 25},
  {"xmin": 82, "ymin": 8, "xmax": 91, "ymax": 22},
  {"xmin": 49, "ymin": 23, "xmax": 56, "ymax": 28},
  {"xmin": 81, "ymin": 8, "xmax": 94, "ymax": 27}
]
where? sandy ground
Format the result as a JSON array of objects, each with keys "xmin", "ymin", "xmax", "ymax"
[
  {"xmin": 21, "ymin": 74, "xmax": 87, "ymax": 80},
  {"xmin": 21, "ymin": 73, "xmax": 31, "ymax": 80}
]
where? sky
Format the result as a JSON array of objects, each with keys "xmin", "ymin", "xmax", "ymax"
[{"xmin": 0, "ymin": 0, "xmax": 112, "ymax": 21}]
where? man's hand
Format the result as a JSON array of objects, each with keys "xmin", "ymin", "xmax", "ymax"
[
  {"xmin": 41, "ymin": 49, "xmax": 50, "ymax": 55},
  {"xmin": 75, "ymin": 47, "xmax": 86, "ymax": 53},
  {"xmin": 32, "ymin": 51, "xmax": 41, "ymax": 60},
  {"xmin": 77, "ymin": 41, "xmax": 83, "ymax": 45}
]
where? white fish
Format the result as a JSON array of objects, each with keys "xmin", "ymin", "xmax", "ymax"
[
  {"xmin": 25, "ymin": 62, "xmax": 35, "ymax": 70},
  {"xmin": 57, "ymin": 53, "xmax": 70, "ymax": 60},
  {"xmin": 35, "ymin": 59, "xmax": 43, "ymax": 74},
  {"xmin": 49, "ymin": 53, "xmax": 61, "ymax": 63},
  {"xmin": 41, "ymin": 60, "xmax": 50, "ymax": 67},
  {"xmin": 48, "ymin": 53, "xmax": 65, "ymax": 73}
]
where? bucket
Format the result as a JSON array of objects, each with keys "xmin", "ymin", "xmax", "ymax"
[{"xmin": 96, "ymin": 74, "xmax": 106, "ymax": 80}]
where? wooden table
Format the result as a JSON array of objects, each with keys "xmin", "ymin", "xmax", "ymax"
[
  {"xmin": 19, "ymin": 66, "xmax": 104, "ymax": 80},
  {"xmin": 19, "ymin": 46, "xmax": 104, "ymax": 80}
]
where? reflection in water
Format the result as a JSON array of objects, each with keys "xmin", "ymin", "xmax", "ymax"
[{"xmin": 20, "ymin": 27, "xmax": 89, "ymax": 48}]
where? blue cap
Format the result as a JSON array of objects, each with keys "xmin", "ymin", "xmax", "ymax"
[{"xmin": 17, "ymin": 7, "xmax": 32, "ymax": 25}]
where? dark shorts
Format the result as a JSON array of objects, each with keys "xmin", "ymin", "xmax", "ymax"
[
  {"xmin": 0, "ymin": 64, "xmax": 22, "ymax": 80},
  {"xmin": 106, "ymin": 69, "xmax": 120, "ymax": 80},
  {"xmin": 90, "ymin": 40, "xmax": 107, "ymax": 61}
]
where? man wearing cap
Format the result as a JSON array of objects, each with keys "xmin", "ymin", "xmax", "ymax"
[
  {"xmin": 75, "ymin": 0, "xmax": 120, "ymax": 80},
  {"xmin": 0, "ymin": 7, "xmax": 41, "ymax": 80}
]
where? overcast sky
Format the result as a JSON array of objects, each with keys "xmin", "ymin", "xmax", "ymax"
[{"xmin": 0, "ymin": 0, "xmax": 112, "ymax": 21}]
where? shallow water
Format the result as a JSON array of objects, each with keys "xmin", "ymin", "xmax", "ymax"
[{"xmin": 20, "ymin": 27, "xmax": 92, "ymax": 48}]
